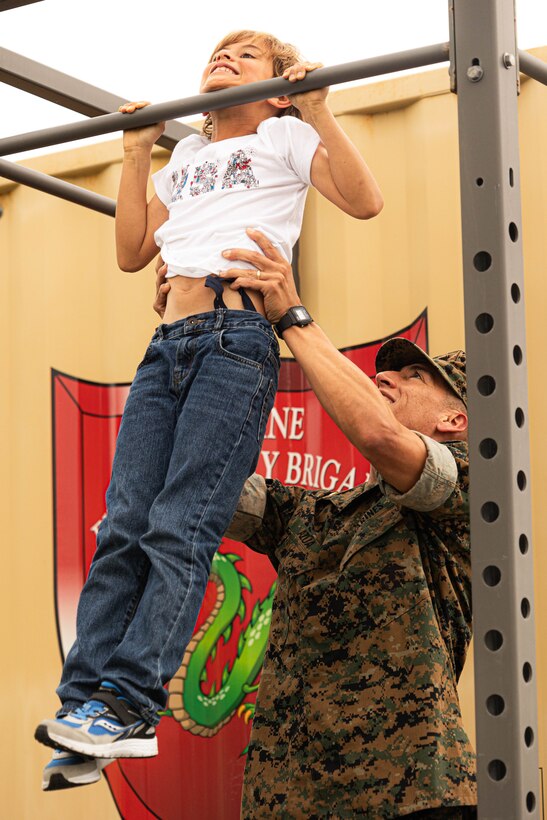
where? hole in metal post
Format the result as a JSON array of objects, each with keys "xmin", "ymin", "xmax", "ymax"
[
  {"xmin": 479, "ymin": 438, "xmax": 498, "ymax": 459},
  {"xmin": 521, "ymin": 598, "xmax": 531, "ymax": 618},
  {"xmin": 488, "ymin": 759, "xmax": 507, "ymax": 781},
  {"xmin": 509, "ymin": 167, "xmax": 514, "ymax": 187},
  {"xmin": 486, "ymin": 694, "xmax": 505, "ymax": 715},
  {"xmin": 515, "ymin": 407, "xmax": 525, "ymax": 427},
  {"xmin": 523, "ymin": 662, "xmax": 533, "ymax": 682},
  {"xmin": 519, "ymin": 534, "xmax": 529, "ymax": 554},
  {"xmin": 473, "ymin": 251, "xmax": 492, "ymax": 272},
  {"xmin": 509, "ymin": 222, "xmax": 519, "ymax": 242},
  {"xmin": 524, "ymin": 727, "xmax": 534, "ymax": 747},
  {"xmin": 483, "ymin": 565, "xmax": 501, "ymax": 586},
  {"xmin": 478, "ymin": 376, "xmax": 496, "ymax": 396},
  {"xmin": 476, "ymin": 313, "xmax": 494, "ymax": 333},
  {"xmin": 517, "ymin": 470, "xmax": 527, "ymax": 490},
  {"xmin": 481, "ymin": 502, "xmax": 499, "ymax": 522},
  {"xmin": 526, "ymin": 791, "xmax": 536, "ymax": 812},
  {"xmin": 513, "ymin": 345, "xmax": 523, "ymax": 365},
  {"xmin": 485, "ymin": 629, "xmax": 503, "ymax": 650},
  {"xmin": 511, "ymin": 283, "xmax": 521, "ymax": 302},
  {"xmin": 476, "ymin": 177, "xmax": 484, "ymax": 187}
]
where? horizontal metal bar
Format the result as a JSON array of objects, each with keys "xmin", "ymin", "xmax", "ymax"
[
  {"xmin": 518, "ymin": 49, "xmax": 547, "ymax": 86},
  {"xmin": 0, "ymin": 42, "xmax": 450, "ymax": 157},
  {"xmin": 0, "ymin": 158, "xmax": 115, "ymax": 216},
  {"xmin": 0, "ymin": 0, "xmax": 43, "ymax": 10},
  {"xmin": 0, "ymin": 47, "xmax": 198, "ymax": 151}
]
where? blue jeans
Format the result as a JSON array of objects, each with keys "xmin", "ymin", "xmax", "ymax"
[{"xmin": 57, "ymin": 308, "xmax": 279, "ymax": 725}]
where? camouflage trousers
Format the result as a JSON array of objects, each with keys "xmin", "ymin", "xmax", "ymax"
[{"xmin": 406, "ymin": 807, "xmax": 477, "ymax": 819}]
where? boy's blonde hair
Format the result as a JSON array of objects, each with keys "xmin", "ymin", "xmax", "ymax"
[{"xmin": 202, "ymin": 30, "xmax": 303, "ymax": 138}]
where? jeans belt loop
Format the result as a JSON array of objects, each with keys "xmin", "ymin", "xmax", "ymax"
[{"xmin": 214, "ymin": 308, "xmax": 226, "ymax": 331}]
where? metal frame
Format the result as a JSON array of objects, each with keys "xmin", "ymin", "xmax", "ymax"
[
  {"xmin": 0, "ymin": 48, "xmax": 197, "ymax": 152},
  {"xmin": 519, "ymin": 50, "xmax": 547, "ymax": 86},
  {"xmin": 0, "ymin": 158, "xmax": 115, "ymax": 215},
  {"xmin": 2, "ymin": 12, "xmax": 547, "ymax": 817},
  {"xmin": 453, "ymin": 1, "xmax": 540, "ymax": 817},
  {"xmin": 0, "ymin": 47, "xmax": 202, "ymax": 217}
]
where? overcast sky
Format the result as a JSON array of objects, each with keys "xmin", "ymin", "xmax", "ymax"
[{"xmin": 2, "ymin": 0, "xmax": 547, "ymax": 160}]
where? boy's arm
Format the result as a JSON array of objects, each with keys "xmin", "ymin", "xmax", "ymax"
[
  {"xmin": 115, "ymin": 102, "xmax": 169, "ymax": 272},
  {"xmin": 286, "ymin": 65, "xmax": 383, "ymax": 220}
]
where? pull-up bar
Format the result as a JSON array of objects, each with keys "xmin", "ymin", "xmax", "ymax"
[{"xmin": 0, "ymin": 42, "xmax": 449, "ymax": 157}]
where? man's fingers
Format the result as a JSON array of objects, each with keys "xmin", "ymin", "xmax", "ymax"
[
  {"xmin": 223, "ymin": 273, "xmax": 268, "ymax": 293},
  {"xmin": 247, "ymin": 229, "xmax": 287, "ymax": 262},
  {"xmin": 220, "ymin": 268, "xmax": 265, "ymax": 281},
  {"xmin": 222, "ymin": 233, "xmax": 286, "ymax": 267},
  {"xmin": 221, "ymin": 250, "xmax": 268, "ymax": 269}
]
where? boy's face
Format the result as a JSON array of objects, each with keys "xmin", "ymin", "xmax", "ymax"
[{"xmin": 200, "ymin": 39, "xmax": 275, "ymax": 94}]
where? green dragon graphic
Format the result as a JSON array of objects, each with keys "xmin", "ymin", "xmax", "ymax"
[{"xmin": 167, "ymin": 552, "xmax": 276, "ymax": 736}]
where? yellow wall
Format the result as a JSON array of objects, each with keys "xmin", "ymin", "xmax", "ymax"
[{"xmin": 1, "ymin": 49, "xmax": 546, "ymax": 817}]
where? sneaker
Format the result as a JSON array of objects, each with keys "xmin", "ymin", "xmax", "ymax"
[
  {"xmin": 35, "ymin": 689, "xmax": 158, "ymax": 759},
  {"xmin": 42, "ymin": 748, "xmax": 112, "ymax": 791}
]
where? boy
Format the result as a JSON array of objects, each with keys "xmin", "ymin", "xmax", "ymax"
[{"xmin": 37, "ymin": 30, "xmax": 383, "ymax": 789}]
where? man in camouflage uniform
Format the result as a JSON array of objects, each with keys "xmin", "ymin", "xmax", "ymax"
[
  {"xmin": 217, "ymin": 231, "xmax": 477, "ymax": 819},
  {"xmin": 155, "ymin": 232, "xmax": 477, "ymax": 817}
]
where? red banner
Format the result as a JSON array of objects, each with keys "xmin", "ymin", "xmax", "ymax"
[{"xmin": 51, "ymin": 310, "xmax": 427, "ymax": 819}]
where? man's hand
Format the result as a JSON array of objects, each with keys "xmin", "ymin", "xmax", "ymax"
[
  {"xmin": 218, "ymin": 229, "xmax": 302, "ymax": 325},
  {"xmin": 153, "ymin": 256, "xmax": 170, "ymax": 319}
]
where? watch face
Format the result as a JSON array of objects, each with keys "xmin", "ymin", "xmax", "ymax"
[
  {"xmin": 275, "ymin": 306, "xmax": 312, "ymax": 337},
  {"xmin": 293, "ymin": 307, "xmax": 308, "ymax": 322}
]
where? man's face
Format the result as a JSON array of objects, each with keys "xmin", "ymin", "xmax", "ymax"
[
  {"xmin": 375, "ymin": 363, "xmax": 455, "ymax": 435},
  {"xmin": 200, "ymin": 39, "xmax": 275, "ymax": 94}
]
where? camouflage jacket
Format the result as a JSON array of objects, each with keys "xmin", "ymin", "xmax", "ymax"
[{"xmin": 229, "ymin": 435, "xmax": 476, "ymax": 819}]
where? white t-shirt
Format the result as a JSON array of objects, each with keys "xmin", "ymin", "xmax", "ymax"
[{"xmin": 152, "ymin": 115, "xmax": 321, "ymax": 278}]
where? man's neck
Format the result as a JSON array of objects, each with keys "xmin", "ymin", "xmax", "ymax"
[{"xmin": 432, "ymin": 432, "xmax": 468, "ymax": 444}]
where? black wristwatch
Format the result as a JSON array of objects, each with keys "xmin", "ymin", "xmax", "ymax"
[{"xmin": 275, "ymin": 306, "xmax": 313, "ymax": 338}]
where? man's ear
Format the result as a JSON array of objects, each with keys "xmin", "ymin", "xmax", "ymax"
[
  {"xmin": 267, "ymin": 95, "xmax": 292, "ymax": 111},
  {"xmin": 436, "ymin": 411, "xmax": 468, "ymax": 436}
]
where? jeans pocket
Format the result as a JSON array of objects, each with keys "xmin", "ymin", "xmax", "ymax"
[
  {"xmin": 217, "ymin": 325, "xmax": 272, "ymax": 369},
  {"xmin": 136, "ymin": 342, "xmax": 157, "ymax": 372}
]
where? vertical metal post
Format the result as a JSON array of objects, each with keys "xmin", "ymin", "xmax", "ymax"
[{"xmin": 453, "ymin": 1, "xmax": 540, "ymax": 817}]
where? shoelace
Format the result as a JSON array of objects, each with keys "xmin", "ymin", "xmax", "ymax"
[{"xmin": 69, "ymin": 699, "xmax": 105, "ymax": 721}]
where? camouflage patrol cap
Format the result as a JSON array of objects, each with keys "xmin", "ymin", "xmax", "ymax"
[{"xmin": 375, "ymin": 339, "xmax": 467, "ymax": 407}]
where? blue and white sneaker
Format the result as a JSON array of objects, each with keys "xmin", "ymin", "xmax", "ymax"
[
  {"xmin": 42, "ymin": 748, "xmax": 112, "ymax": 791},
  {"xmin": 35, "ymin": 688, "xmax": 158, "ymax": 759}
]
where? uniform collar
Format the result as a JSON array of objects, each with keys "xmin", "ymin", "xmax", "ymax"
[{"xmin": 319, "ymin": 472, "xmax": 379, "ymax": 511}]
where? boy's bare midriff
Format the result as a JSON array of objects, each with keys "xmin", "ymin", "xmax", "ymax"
[{"xmin": 162, "ymin": 274, "xmax": 266, "ymax": 325}]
